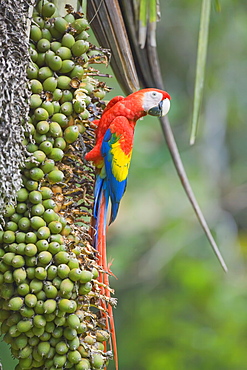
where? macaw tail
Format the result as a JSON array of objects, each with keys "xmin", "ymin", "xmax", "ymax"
[{"xmin": 94, "ymin": 176, "xmax": 118, "ymax": 370}]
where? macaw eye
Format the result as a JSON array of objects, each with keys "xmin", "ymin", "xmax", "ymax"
[{"xmin": 151, "ymin": 91, "xmax": 158, "ymax": 98}]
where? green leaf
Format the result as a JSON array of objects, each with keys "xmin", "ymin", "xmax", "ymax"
[{"xmin": 190, "ymin": 0, "xmax": 211, "ymax": 145}]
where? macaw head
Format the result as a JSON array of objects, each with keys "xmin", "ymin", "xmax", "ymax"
[{"xmin": 142, "ymin": 88, "xmax": 171, "ymax": 117}]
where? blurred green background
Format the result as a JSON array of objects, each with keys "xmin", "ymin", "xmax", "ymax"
[{"xmin": 1, "ymin": 1, "xmax": 247, "ymax": 369}]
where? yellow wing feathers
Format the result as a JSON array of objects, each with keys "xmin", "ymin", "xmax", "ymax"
[{"xmin": 111, "ymin": 142, "xmax": 132, "ymax": 182}]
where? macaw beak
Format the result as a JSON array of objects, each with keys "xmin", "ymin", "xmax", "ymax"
[{"xmin": 148, "ymin": 97, "xmax": 170, "ymax": 117}]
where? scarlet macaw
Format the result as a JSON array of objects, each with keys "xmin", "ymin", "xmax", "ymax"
[{"xmin": 85, "ymin": 88, "xmax": 171, "ymax": 369}]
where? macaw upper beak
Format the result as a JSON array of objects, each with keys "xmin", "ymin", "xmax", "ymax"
[{"xmin": 148, "ymin": 97, "xmax": 170, "ymax": 117}]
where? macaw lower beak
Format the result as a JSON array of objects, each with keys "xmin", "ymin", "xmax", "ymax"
[{"xmin": 148, "ymin": 98, "xmax": 170, "ymax": 117}]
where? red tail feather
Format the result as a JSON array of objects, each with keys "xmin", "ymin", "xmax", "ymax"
[{"xmin": 96, "ymin": 193, "xmax": 118, "ymax": 370}]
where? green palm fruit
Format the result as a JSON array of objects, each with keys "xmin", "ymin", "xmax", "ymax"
[
  {"xmin": 59, "ymin": 59, "xmax": 75, "ymax": 74},
  {"xmin": 60, "ymin": 101, "xmax": 73, "ymax": 116},
  {"xmin": 1, "ymin": 271, "xmax": 14, "ymax": 284},
  {"xmin": 32, "ymin": 149, "xmax": 46, "ymax": 162},
  {"xmin": 18, "ymin": 345, "xmax": 32, "ymax": 359},
  {"xmin": 2, "ymin": 231, "xmax": 15, "ymax": 244},
  {"xmin": 38, "ymin": 66, "xmax": 53, "ymax": 80},
  {"xmin": 52, "ymin": 100, "xmax": 61, "ymax": 113},
  {"xmin": 17, "ymin": 320, "xmax": 33, "ymax": 333},
  {"xmin": 26, "ymin": 143, "xmax": 39, "ymax": 154},
  {"xmin": 34, "ymin": 107, "xmax": 49, "ymax": 120},
  {"xmin": 36, "ymin": 52, "xmax": 46, "ymax": 67},
  {"xmin": 36, "ymin": 290, "xmax": 46, "ymax": 301},
  {"xmin": 18, "ymin": 217, "xmax": 31, "ymax": 232},
  {"xmin": 50, "ymin": 41, "xmax": 62, "ymax": 52},
  {"xmin": 57, "ymin": 265, "xmax": 70, "ymax": 280},
  {"xmin": 30, "ymin": 216, "xmax": 46, "ymax": 230},
  {"xmin": 71, "ymin": 40, "xmax": 89, "ymax": 57},
  {"xmin": 68, "ymin": 336, "xmax": 80, "ymax": 351},
  {"xmin": 30, "ymin": 25, "xmax": 42, "ymax": 42},
  {"xmin": 55, "ymin": 341, "xmax": 68, "ymax": 355},
  {"xmin": 46, "ymin": 266, "xmax": 57, "ymax": 282},
  {"xmin": 8, "ymin": 297, "xmax": 24, "ymax": 311},
  {"xmin": 48, "ymin": 148, "xmax": 64, "ymax": 161},
  {"xmin": 15, "ymin": 335, "xmax": 28, "ymax": 350},
  {"xmin": 52, "ymin": 88, "xmax": 63, "ymax": 101},
  {"xmin": 64, "ymin": 125, "xmax": 79, "ymax": 143},
  {"xmin": 53, "ymin": 353, "xmax": 67, "ymax": 368},
  {"xmin": 43, "ymin": 299, "xmax": 56, "ymax": 314},
  {"xmin": 0, "ymin": 2, "xmax": 111, "ymax": 369},
  {"xmin": 68, "ymin": 268, "xmax": 83, "ymax": 282},
  {"xmin": 29, "ymin": 190, "xmax": 43, "ymax": 204},
  {"xmin": 79, "ymin": 282, "xmax": 92, "ymax": 295},
  {"xmin": 63, "ymin": 327, "xmax": 77, "ymax": 340},
  {"xmin": 30, "ymin": 47, "xmax": 38, "ymax": 62},
  {"xmin": 43, "ymin": 76, "xmax": 58, "ymax": 91},
  {"xmin": 56, "ymin": 45, "xmax": 72, "ymax": 60},
  {"xmin": 35, "ymin": 266, "xmax": 47, "ymax": 280},
  {"xmin": 49, "ymin": 23, "xmax": 63, "ymax": 39},
  {"xmin": 60, "ymin": 89, "xmax": 73, "ymax": 103},
  {"xmin": 44, "ymin": 284, "xmax": 57, "ymax": 299},
  {"xmin": 36, "ymin": 239, "xmax": 49, "ymax": 251},
  {"xmin": 15, "ymin": 243, "xmax": 26, "ymax": 255},
  {"xmin": 41, "ymin": 2, "xmax": 56, "ymax": 18},
  {"xmin": 54, "ymin": 17, "xmax": 68, "ymax": 34},
  {"xmin": 75, "ymin": 359, "xmax": 90, "ymax": 370},
  {"xmin": 25, "ymin": 243, "xmax": 37, "ymax": 257},
  {"xmin": 41, "ymin": 100, "xmax": 54, "ymax": 115},
  {"xmin": 27, "ymin": 64, "xmax": 39, "ymax": 79},
  {"xmin": 48, "ymin": 55, "xmax": 62, "ymax": 71},
  {"xmin": 54, "ymin": 137, "xmax": 66, "ymax": 150},
  {"xmin": 70, "ymin": 65, "xmax": 85, "ymax": 79},
  {"xmin": 36, "ymin": 120, "xmax": 49, "ymax": 134},
  {"xmin": 33, "ymin": 132, "xmax": 47, "ymax": 144},
  {"xmin": 33, "ymin": 16, "xmax": 45, "ymax": 28},
  {"xmin": 38, "ymin": 250, "xmax": 52, "ymax": 264},
  {"xmin": 17, "ymin": 282, "xmax": 30, "ymax": 296},
  {"xmin": 42, "ymin": 198, "xmax": 56, "ymax": 209},
  {"xmin": 67, "ymin": 350, "xmax": 81, "ymax": 364},
  {"xmin": 37, "ymin": 341, "xmax": 51, "ymax": 357},
  {"xmin": 49, "ymin": 121, "xmax": 63, "ymax": 137},
  {"xmin": 66, "ymin": 314, "xmax": 80, "ymax": 330},
  {"xmin": 41, "ymin": 28, "xmax": 52, "ymax": 41},
  {"xmin": 71, "ymin": 19, "xmax": 89, "ymax": 34},
  {"xmin": 75, "ymin": 30, "xmax": 89, "ymax": 41},
  {"xmin": 32, "ymin": 202, "xmax": 46, "ymax": 216},
  {"xmin": 13, "ymin": 268, "xmax": 27, "ymax": 284},
  {"xmin": 52, "ymin": 112, "xmax": 68, "ymax": 127},
  {"xmin": 40, "ymin": 158, "xmax": 55, "ymax": 173},
  {"xmin": 57, "ymin": 75, "xmax": 71, "ymax": 89},
  {"xmin": 62, "ymin": 33, "xmax": 75, "ymax": 48},
  {"xmin": 5, "ymin": 221, "xmax": 18, "ymax": 232},
  {"xmin": 40, "ymin": 141, "xmax": 54, "ymax": 156},
  {"xmin": 25, "ymin": 231, "xmax": 38, "ymax": 243},
  {"xmin": 68, "ymin": 257, "xmax": 79, "ymax": 270},
  {"xmin": 37, "ymin": 38, "xmax": 50, "ymax": 52},
  {"xmin": 45, "ymin": 49, "xmax": 55, "ymax": 64},
  {"xmin": 24, "ymin": 293, "xmax": 37, "ymax": 308},
  {"xmin": 48, "ymin": 241, "xmax": 61, "ymax": 254},
  {"xmin": 64, "ymin": 13, "xmax": 75, "ymax": 23},
  {"xmin": 91, "ymin": 352, "xmax": 105, "ymax": 369}
]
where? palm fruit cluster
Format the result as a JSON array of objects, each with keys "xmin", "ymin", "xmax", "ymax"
[{"xmin": 0, "ymin": 1, "xmax": 113, "ymax": 369}]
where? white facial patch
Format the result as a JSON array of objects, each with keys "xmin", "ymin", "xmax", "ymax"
[{"xmin": 143, "ymin": 91, "xmax": 164, "ymax": 112}]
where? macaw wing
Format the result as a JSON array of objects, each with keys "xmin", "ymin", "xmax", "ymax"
[
  {"xmin": 101, "ymin": 120, "xmax": 133, "ymax": 224},
  {"xmin": 103, "ymin": 95, "xmax": 125, "ymax": 114}
]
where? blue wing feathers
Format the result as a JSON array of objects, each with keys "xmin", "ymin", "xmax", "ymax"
[{"xmin": 93, "ymin": 128, "xmax": 127, "ymax": 226}]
